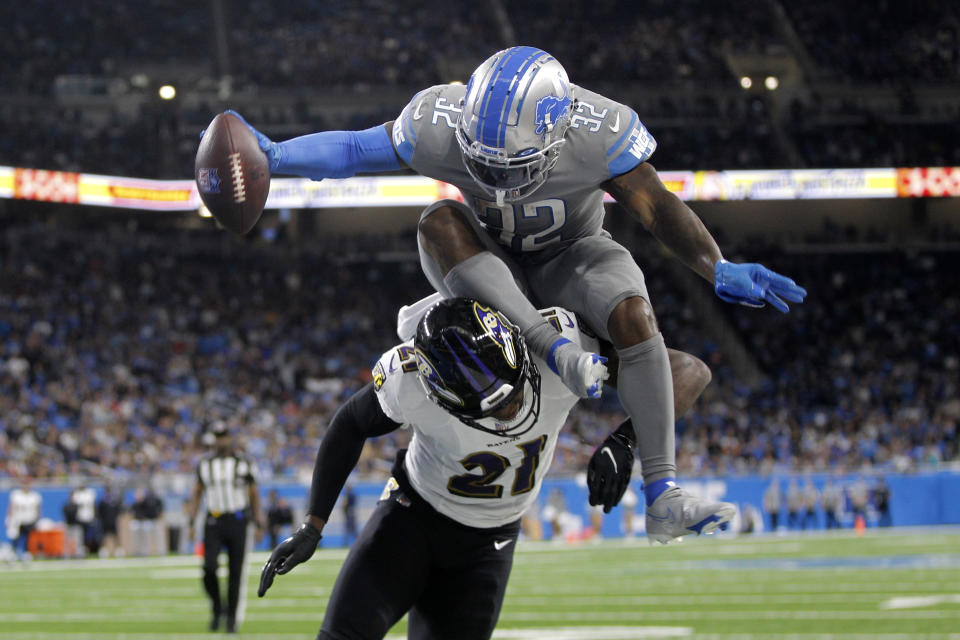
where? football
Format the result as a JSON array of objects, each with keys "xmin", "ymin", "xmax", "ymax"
[{"xmin": 194, "ymin": 112, "xmax": 270, "ymax": 234}]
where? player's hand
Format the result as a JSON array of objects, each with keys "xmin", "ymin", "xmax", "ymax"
[
  {"xmin": 587, "ymin": 420, "xmax": 635, "ymax": 513},
  {"xmin": 220, "ymin": 110, "xmax": 282, "ymax": 172},
  {"xmin": 257, "ymin": 522, "xmax": 322, "ymax": 597},
  {"xmin": 551, "ymin": 337, "xmax": 609, "ymax": 399},
  {"xmin": 714, "ymin": 259, "xmax": 807, "ymax": 313},
  {"xmin": 582, "ymin": 353, "xmax": 609, "ymax": 399}
]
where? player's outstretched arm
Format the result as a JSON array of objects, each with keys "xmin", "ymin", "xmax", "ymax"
[
  {"xmin": 257, "ymin": 383, "xmax": 401, "ymax": 597},
  {"xmin": 604, "ymin": 163, "xmax": 806, "ymax": 312},
  {"xmin": 225, "ymin": 110, "xmax": 403, "ymax": 180}
]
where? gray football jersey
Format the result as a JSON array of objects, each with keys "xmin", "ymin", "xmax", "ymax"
[
  {"xmin": 372, "ymin": 307, "xmax": 598, "ymax": 528},
  {"xmin": 392, "ymin": 83, "xmax": 656, "ymax": 254}
]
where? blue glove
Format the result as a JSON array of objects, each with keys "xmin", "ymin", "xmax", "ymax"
[
  {"xmin": 222, "ymin": 110, "xmax": 282, "ymax": 172},
  {"xmin": 714, "ymin": 259, "xmax": 807, "ymax": 313}
]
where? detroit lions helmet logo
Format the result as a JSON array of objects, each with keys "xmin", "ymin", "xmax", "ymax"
[
  {"xmin": 533, "ymin": 90, "xmax": 571, "ymax": 139},
  {"xmin": 473, "ymin": 303, "xmax": 518, "ymax": 368}
]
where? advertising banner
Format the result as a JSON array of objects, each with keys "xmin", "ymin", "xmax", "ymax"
[{"xmin": 1, "ymin": 165, "xmax": 957, "ymax": 211}]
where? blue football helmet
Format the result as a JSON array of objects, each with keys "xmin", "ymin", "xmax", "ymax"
[
  {"xmin": 456, "ymin": 46, "xmax": 572, "ymax": 204},
  {"xmin": 414, "ymin": 297, "xmax": 541, "ymax": 437}
]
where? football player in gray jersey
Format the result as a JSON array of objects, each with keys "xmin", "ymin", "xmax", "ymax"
[
  {"xmin": 257, "ymin": 297, "xmax": 733, "ymax": 640},
  {"xmin": 227, "ymin": 45, "xmax": 805, "ymax": 542}
]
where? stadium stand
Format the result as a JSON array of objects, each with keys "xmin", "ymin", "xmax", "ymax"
[
  {"xmin": 1, "ymin": 218, "xmax": 956, "ymax": 483},
  {"xmin": 1, "ymin": 1, "xmax": 959, "ymax": 176}
]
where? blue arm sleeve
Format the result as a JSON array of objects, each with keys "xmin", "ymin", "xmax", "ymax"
[{"xmin": 274, "ymin": 124, "xmax": 401, "ymax": 180}]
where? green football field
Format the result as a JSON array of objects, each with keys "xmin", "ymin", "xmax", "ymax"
[{"xmin": 2, "ymin": 528, "xmax": 959, "ymax": 639}]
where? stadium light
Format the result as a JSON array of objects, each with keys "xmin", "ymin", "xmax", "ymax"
[
  {"xmin": 764, "ymin": 76, "xmax": 779, "ymax": 91},
  {"xmin": 158, "ymin": 84, "xmax": 177, "ymax": 100},
  {"xmin": 740, "ymin": 76, "xmax": 753, "ymax": 90}
]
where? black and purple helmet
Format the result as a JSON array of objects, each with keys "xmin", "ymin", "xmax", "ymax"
[{"xmin": 414, "ymin": 297, "xmax": 541, "ymax": 437}]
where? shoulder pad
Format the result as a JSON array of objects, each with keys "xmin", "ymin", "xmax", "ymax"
[
  {"xmin": 396, "ymin": 292, "xmax": 445, "ymax": 341},
  {"xmin": 371, "ymin": 341, "xmax": 420, "ymax": 422},
  {"xmin": 538, "ymin": 306, "xmax": 601, "ymax": 353},
  {"xmin": 392, "ymin": 84, "xmax": 464, "ymax": 164},
  {"xmin": 565, "ymin": 87, "xmax": 656, "ymax": 178}
]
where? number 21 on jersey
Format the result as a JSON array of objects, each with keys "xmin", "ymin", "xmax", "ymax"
[{"xmin": 447, "ymin": 435, "xmax": 548, "ymax": 499}]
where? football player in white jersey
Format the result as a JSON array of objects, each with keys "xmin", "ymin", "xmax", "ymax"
[
  {"xmin": 256, "ymin": 297, "xmax": 734, "ymax": 640},
  {"xmin": 226, "ymin": 45, "xmax": 804, "ymax": 542}
]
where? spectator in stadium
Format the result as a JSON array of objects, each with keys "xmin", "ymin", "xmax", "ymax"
[
  {"xmin": 187, "ymin": 421, "xmax": 263, "ymax": 634},
  {"xmin": 96, "ymin": 486, "xmax": 125, "ymax": 558},
  {"xmin": 822, "ymin": 478, "xmax": 843, "ymax": 530},
  {"xmin": 848, "ymin": 477, "xmax": 870, "ymax": 528},
  {"xmin": 256, "ymin": 297, "xmax": 732, "ymax": 640},
  {"xmin": 801, "ymin": 479, "xmax": 820, "ymax": 531},
  {"xmin": 5, "ymin": 478, "xmax": 41, "ymax": 561},
  {"xmin": 265, "ymin": 490, "xmax": 294, "ymax": 550},
  {"xmin": 130, "ymin": 487, "xmax": 164, "ymax": 557},
  {"xmin": 786, "ymin": 477, "xmax": 803, "ymax": 530},
  {"xmin": 341, "ymin": 485, "xmax": 358, "ymax": 547},
  {"xmin": 763, "ymin": 479, "xmax": 782, "ymax": 532},
  {"xmin": 874, "ymin": 478, "xmax": 892, "ymax": 527},
  {"xmin": 542, "ymin": 488, "xmax": 570, "ymax": 542},
  {"xmin": 64, "ymin": 484, "xmax": 96, "ymax": 557},
  {"xmin": 620, "ymin": 485, "xmax": 639, "ymax": 537}
]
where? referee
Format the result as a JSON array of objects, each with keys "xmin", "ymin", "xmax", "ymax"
[{"xmin": 187, "ymin": 422, "xmax": 263, "ymax": 633}]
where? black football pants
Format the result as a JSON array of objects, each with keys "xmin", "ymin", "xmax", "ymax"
[
  {"xmin": 318, "ymin": 482, "xmax": 520, "ymax": 640},
  {"xmin": 203, "ymin": 513, "xmax": 248, "ymax": 620}
]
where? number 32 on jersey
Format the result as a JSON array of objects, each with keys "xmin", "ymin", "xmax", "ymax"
[{"xmin": 474, "ymin": 198, "xmax": 567, "ymax": 252}]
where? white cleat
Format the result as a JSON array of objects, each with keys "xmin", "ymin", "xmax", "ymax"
[{"xmin": 645, "ymin": 486, "xmax": 737, "ymax": 545}]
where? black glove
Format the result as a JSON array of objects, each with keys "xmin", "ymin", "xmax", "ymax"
[
  {"xmin": 258, "ymin": 522, "xmax": 322, "ymax": 597},
  {"xmin": 587, "ymin": 420, "xmax": 636, "ymax": 513}
]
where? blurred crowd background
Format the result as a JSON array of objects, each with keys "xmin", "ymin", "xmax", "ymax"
[
  {"xmin": 1, "ymin": 217, "xmax": 956, "ymax": 484},
  {"xmin": 1, "ymin": 0, "xmax": 958, "ymax": 548}
]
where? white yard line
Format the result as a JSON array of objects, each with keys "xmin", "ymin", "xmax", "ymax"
[
  {"xmin": 2, "ymin": 609, "xmax": 958, "ymax": 624},
  {"xmin": 3, "ymin": 631, "xmax": 960, "ymax": 640},
  {"xmin": 880, "ymin": 595, "xmax": 960, "ymax": 609}
]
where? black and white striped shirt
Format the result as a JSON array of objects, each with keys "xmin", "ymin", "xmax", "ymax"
[{"xmin": 197, "ymin": 455, "xmax": 257, "ymax": 516}]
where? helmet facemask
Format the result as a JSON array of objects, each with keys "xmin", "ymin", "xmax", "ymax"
[
  {"xmin": 455, "ymin": 126, "xmax": 565, "ymax": 205},
  {"xmin": 467, "ymin": 359, "xmax": 541, "ymax": 437}
]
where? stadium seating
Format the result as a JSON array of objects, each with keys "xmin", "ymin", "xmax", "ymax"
[
  {"xmin": 1, "ymin": 1, "xmax": 958, "ymax": 175},
  {"xmin": 1, "ymin": 220, "xmax": 956, "ymax": 482}
]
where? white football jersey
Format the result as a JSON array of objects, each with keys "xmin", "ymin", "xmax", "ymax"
[
  {"xmin": 372, "ymin": 307, "xmax": 598, "ymax": 528},
  {"xmin": 8, "ymin": 488, "xmax": 41, "ymax": 526}
]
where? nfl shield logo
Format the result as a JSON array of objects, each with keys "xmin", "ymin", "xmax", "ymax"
[{"xmin": 197, "ymin": 168, "xmax": 221, "ymax": 194}]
